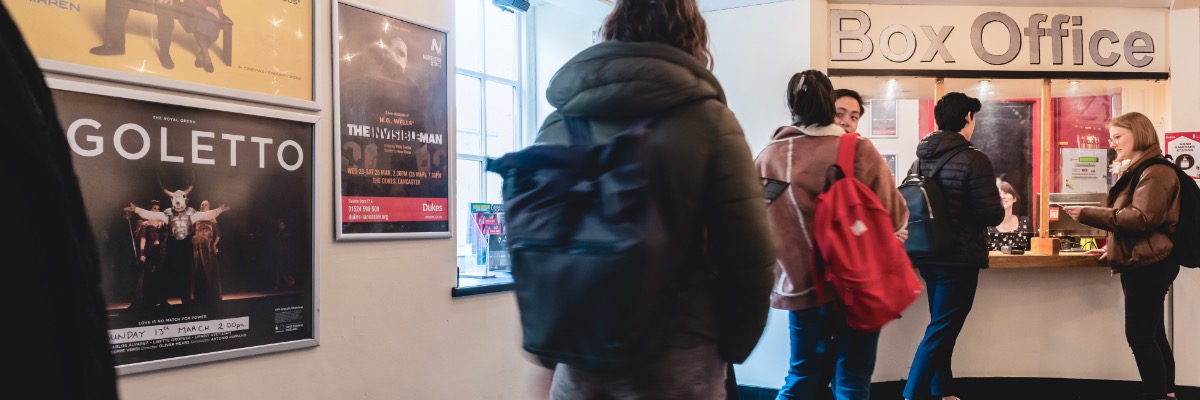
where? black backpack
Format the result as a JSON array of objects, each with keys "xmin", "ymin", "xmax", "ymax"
[
  {"xmin": 898, "ymin": 147, "xmax": 969, "ymax": 258},
  {"xmin": 1119, "ymin": 158, "xmax": 1200, "ymax": 268},
  {"xmin": 485, "ymin": 115, "xmax": 677, "ymax": 371}
]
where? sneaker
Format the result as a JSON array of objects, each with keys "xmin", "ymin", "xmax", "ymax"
[{"xmin": 89, "ymin": 44, "xmax": 124, "ymax": 56}]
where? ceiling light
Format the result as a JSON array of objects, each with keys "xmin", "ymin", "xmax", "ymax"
[
  {"xmin": 1070, "ymin": 81, "xmax": 1080, "ymax": 85},
  {"xmin": 979, "ymin": 79, "xmax": 990, "ymax": 84}
]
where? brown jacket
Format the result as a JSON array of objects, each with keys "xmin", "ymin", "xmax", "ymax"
[
  {"xmin": 1078, "ymin": 148, "xmax": 1181, "ymax": 273},
  {"xmin": 755, "ymin": 124, "xmax": 908, "ymax": 310}
]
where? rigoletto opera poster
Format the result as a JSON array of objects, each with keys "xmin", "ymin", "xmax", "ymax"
[
  {"xmin": 334, "ymin": 1, "xmax": 450, "ymax": 240},
  {"xmin": 3, "ymin": 0, "xmax": 315, "ymax": 108},
  {"xmin": 50, "ymin": 85, "xmax": 316, "ymax": 373}
]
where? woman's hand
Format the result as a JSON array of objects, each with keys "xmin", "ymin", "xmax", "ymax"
[
  {"xmin": 896, "ymin": 229, "xmax": 909, "ymax": 242},
  {"xmin": 1062, "ymin": 206, "xmax": 1084, "ymax": 220},
  {"xmin": 1085, "ymin": 248, "xmax": 1107, "ymax": 261}
]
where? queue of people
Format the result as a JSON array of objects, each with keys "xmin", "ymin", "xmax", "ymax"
[
  {"xmin": 1, "ymin": 0, "xmax": 1187, "ymax": 397},
  {"xmin": 510, "ymin": 2, "xmax": 1187, "ymax": 400}
]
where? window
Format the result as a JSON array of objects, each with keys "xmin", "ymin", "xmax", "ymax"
[{"xmin": 454, "ymin": 0, "xmax": 530, "ymax": 291}]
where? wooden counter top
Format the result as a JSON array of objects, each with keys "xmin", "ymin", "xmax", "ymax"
[{"xmin": 987, "ymin": 251, "xmax": 1108, "ymax": 269}]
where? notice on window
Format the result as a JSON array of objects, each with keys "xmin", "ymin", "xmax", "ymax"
[
  {"xmin": 1166, "ymin": 132, "xmax": 1200, "ymax": 185},
  {"xmin": 1060, "ymin": 148, "xmax": 1108, "ymax": 194}
]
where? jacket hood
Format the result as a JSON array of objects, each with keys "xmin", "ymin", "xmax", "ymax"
[
  {"xmin": 771, "ymin": 123, "xmax": 845, "ymax": 141},
  {"xmin": 916, "ymin": 130, "xmax": 973, "ymax": 159},
  {"xmin": 545, "ymin": 41, "xmax": 725, "ymax": 118}
]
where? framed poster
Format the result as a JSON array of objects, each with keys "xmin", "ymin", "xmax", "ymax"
[
  {"xmin": 869, "ymin": 98, "xmax": 897, "ymax": 138},
  {"xmin": 47, "ymin": 79, "xmax": 319, "ymax": 375},
  {"xmin": 3, "ymin": 0, "xmax": 317, "ymax": 110},
  {"xmin": 881, "ymin": 153, "xmax": 899, "ymax": 183},
  {"xmin": 333, "ymin": 1, "xmax": 450, "ymax": 240}
]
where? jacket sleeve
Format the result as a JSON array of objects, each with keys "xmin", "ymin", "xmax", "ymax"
[
  {"xmin": 1078, "ymin": 165, "xmax": 1178, "ymax": 233},
  {"xmin": 704, "ymin": 109, "xmax": 776, "ymax": 364},
  {"xmin": 854, "ymin": 139, "xmax": 908, "ymax": 232},
  {"xmin": 966, "ymin": 151, "xmax": 1005, "ymax": 227}
]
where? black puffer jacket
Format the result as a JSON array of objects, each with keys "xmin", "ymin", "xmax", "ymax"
[{"xmin": 911, "ymin": 131, "xmax": 1005, "ymax": 268}]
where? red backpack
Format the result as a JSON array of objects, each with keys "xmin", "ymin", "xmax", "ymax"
[{"xmin": 811, "ymin": 133, "xmax": 923, "ymax": 332}]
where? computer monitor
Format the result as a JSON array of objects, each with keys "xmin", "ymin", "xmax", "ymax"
[{"xmin": 1043, "ymin": 192, "xmax": 1108, "ymax": 237}]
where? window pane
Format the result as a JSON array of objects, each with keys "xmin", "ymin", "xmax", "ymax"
[
  {"xmin": 456, "ymin": 158, "xmax": 483, "ymax": 251},
  {"xmin": 455, "ymin": 0, "xmax": 483, "ymax": 72},
  {"xmin": 484, "ymin": 5, "xmax": 518, "ymax": 81},
  {"xmin": 456, "ymin": 74, "xmax": 483, "ymax": 155},
  {"xmin": 486, "ymin": 173, "xmax": 503, "ymax": 204},
  {"xmin": 485, "ymin": 81, "xmax": 515, "ymax": 158}
]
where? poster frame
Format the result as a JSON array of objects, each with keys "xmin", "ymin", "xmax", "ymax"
[
  {"xmin": 332, "ymin": 0, "xmax": 452, "ymax": 241},
  {"xmin": 22, "ymin": 0, "xmax": 322, "ymax": 111},
  {"xmin": 868, "ymin": 98, "xmax": 898, "ymax": 138},
  {"xmin": 880, "ymin": 153, "xmax": 899, "ymax": 185},
  {"xmin": 46, "ymin": 77, "xmax": 321, "ymax": 375}
]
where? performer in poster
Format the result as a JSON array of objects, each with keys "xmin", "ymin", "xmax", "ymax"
[
  {"xmin": 988, "ymin": 178, "xmax": 1033, "ymax": 251},
  {"xmin": 341, "ymin": 30, "xmax": 425, "ymax": 138},
  {"xmin": 90, "ymin": 0, "xmax": 180, "ymax": 69},
  {"xmin": 125, "ymin": 185, "xmax": 229, "ymax": 305},
  {"xmin": 270, "ymin": 217, "xmax": 295, "ymax": 291},
  {"xmin": 181, "ymin": 0, "xmax": 227, "ymax": 73},
  {"xmin": 189, "ymin": 200, "xmax": 223, "ymax": 303},
  {"xmin": 129, "ymin": 199, "xmax": 169, "ymax": 308}
]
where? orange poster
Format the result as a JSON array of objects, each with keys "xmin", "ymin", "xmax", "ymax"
[{"xmin": 4, "ymin": 0, "xmax": 314, "ymax": 107}]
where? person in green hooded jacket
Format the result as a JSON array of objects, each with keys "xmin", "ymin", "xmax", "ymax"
[{"xmin": 526, "ymin": 1, "xmax": 776, "ymax": 399}]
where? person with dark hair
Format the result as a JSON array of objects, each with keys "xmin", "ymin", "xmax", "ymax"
[
  {"xmin": 1064, "ymin": 112, "xmax": 1181, "ymax": 400},
  {"xmin": 904, "ymin": 92, "xmax": 1004, "ymax": 400},
  {"xmin": 834, "ymin": 88, "xmax": 865, "ymax": 134},
  {"xmin": 531, "ymin": 0, "xmax": 775, "ymax": 398},
  {"xmin": 757, "ymin": 70, "xmax": 908, "ymax": 400},
  {"xmin": 988, "ymin": 179, "xmax": 1032, "ymax": 251},
  {"xmin": 3, "ymin": 3, "xmax": 120, "ymax": 397}
]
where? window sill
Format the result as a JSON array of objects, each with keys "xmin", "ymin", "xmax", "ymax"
[
  {"xmin": 450, "ymin": 282, "xmax": 514, "ymax": 297},
  {"xmin": 451, "ymin": 270, "xmax": 514, "ymax": 297}
]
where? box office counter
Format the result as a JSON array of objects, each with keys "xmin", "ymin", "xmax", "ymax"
[{"xmin": 988, "ymin": 251, "xmax": 1107, "ymax": 269}]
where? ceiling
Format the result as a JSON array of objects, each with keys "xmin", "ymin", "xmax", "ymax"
[{"xmin": 699, "ymin": 0, "xmax": 1176, "ymax": 12}]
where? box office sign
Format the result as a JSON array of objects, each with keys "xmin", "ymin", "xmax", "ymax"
[{"xmin": 829, "ymin": 5, "xmax": 1167, "ymax": 73}]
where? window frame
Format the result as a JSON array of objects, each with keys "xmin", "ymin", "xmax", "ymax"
[{"xmin": 452, "ymin": 1, "xmax": 536, "ymax": 293}]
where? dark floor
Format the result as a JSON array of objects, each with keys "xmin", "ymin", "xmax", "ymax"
[{"xmin": 739, "ymin": 378, "xmax": 1200, "ymax": 400}]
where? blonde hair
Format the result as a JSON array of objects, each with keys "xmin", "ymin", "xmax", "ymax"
[{"xmin": 1107, "ymin": 112, "xmax": 1159, "ymax": 153}]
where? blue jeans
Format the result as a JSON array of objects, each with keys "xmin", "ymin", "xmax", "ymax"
[
  {"xmin": 776, "ymin": 306, "xmax": 880, "ymax": 400},
  {"xmin": 903, "ymin": 266, "xmax": 980, "ymax": 400}
]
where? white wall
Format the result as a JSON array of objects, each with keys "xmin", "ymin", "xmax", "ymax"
[
  {"xmin": 106, "ymin": 0, "xmax": 543, "ymax": 398},
  {"xmin": 706, "ymin": 0, "xmax": 811, "ymax": 156},
  {"xmin": 1169, "ymin": 0, "xmax": 1200, "ymax": 389},
  {"xmin": 532, "ymin": 2, "xmax": 604, "ymax": 129},
  {"xmin": 704, "ymin": 0, "xmax": 810, "ymax": 388}
]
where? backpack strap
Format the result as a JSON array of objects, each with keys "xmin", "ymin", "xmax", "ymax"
[
  {"xmin": 837, "ymin": 133, "xmax": 859, "ymax": 177},
  {"xmin": 928, "ymin": 146, "xmax": 970, "ymax": 178},
  {"xmin": 562, "ymin": 116, "xmax": 594, "ymax": 147},
  {"xmin": 1114, "ymin": 157, "xmax": 1176, "ymax": 206}
]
